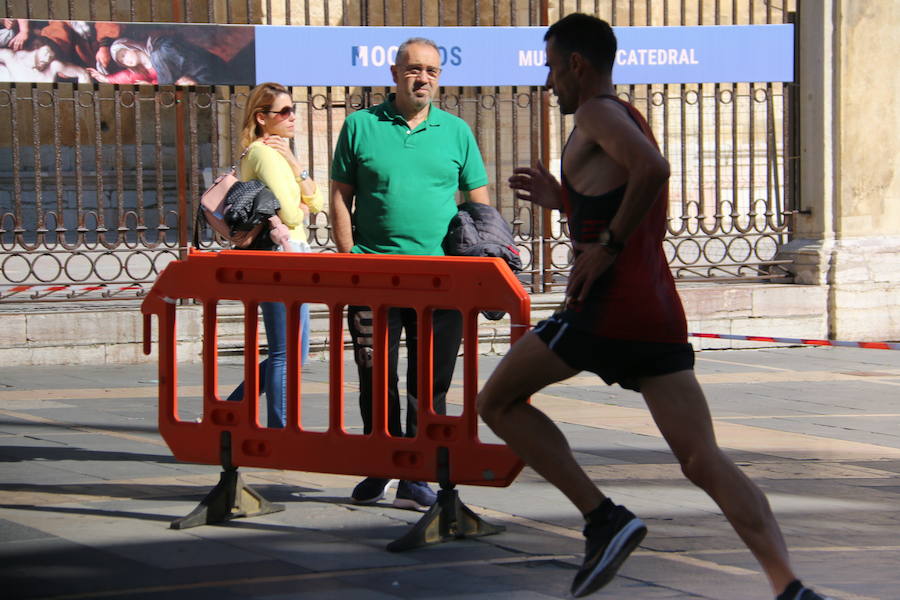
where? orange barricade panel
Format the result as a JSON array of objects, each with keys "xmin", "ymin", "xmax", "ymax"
[{"xmin": 142, "ymin": 249, "xmax": 530, "ymax": 487}]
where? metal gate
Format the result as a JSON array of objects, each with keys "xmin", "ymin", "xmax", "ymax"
[{"xmin": 0, "ymin": 0, "xmax": 797, "ymax": 303}]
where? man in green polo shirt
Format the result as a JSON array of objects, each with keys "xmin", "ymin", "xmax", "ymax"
[{"xmin": 330, "ymin": 37, "xmax": 490, "ymax": 510}]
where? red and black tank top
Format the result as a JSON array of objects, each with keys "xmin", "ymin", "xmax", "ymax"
[{"xmin": 559, "ymin": 95, "xmax": 687, "ymax": 344}]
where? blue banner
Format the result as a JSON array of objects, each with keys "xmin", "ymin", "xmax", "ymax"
[
  {"xmin": 257, "ymin": 25, "xmax": 793, "ymax": 86},
  {"xmin": 0, "ymin": 19, "xmax": 791, "ymax": 86}
]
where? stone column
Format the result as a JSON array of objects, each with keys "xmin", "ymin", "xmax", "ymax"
[{"xmin": 781, "ymin": 0, "xmax": 900, "ymax": 340}]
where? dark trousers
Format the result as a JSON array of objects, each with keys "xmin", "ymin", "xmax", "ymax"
[{"xmin": 347, "ymin": 306, "xmax": 463, "ymax": 437}]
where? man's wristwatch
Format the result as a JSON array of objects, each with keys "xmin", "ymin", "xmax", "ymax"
[{"xmin": 597, "ymin": 228, "xmax": 625, "ymax": 255}]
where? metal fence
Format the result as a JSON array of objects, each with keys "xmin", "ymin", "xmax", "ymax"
[{"xmin": 0, "ymin": 0, "xmax": 797, "ymax": 303}]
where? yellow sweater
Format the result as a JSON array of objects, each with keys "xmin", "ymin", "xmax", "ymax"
[{"xmin": 239, "ymin": 140, "xmax": 324, "ymax": 243}]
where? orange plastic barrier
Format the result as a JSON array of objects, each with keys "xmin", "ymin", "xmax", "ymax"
[{"xmin": 142, "ymin": 248, "xmax": 530, "ymax": 488}]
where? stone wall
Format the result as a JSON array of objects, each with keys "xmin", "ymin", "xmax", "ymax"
[
  {"xmin": 781, "ymin": 0, "xmax": 900, "ymax": 341},
  {"xmin": 0, "ymin": 282, "xmax": 830, "ymax": 366}
]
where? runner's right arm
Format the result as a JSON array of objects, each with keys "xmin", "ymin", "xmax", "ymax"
[{"xmin": 507, "ymin": 160, "xmax": 563, "ymax": 210}]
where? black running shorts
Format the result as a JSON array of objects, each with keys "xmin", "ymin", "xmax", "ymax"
[{"xmin": 532, "ymin": 314, "xmax": 695, "ymax": 392}]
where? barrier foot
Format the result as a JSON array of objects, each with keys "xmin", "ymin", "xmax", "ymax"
[
  {"xmin": 385, "ymin": 486, "xmax": 505, "ymax": 552},
  {"xmin": 169, "ymin": 467, "xmax": 285, "ymax": 530}
]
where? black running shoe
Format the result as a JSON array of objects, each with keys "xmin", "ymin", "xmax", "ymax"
[
  {"xmin": 570, "ymin": 505, "xmax": 647, "ymax": 598},
  {"xmin": 779, "ymin": 586, "xmax": 834, "ymax": 600}
]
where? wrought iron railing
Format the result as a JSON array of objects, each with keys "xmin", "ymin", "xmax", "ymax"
[{"xmin": 0, "ymin": 0, "xmax": 796, "ymax": 303}]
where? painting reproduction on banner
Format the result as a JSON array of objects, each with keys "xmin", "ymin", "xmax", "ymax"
[{"xmin": 0, "ymin": 18, "xmax": 255, "ymax": 85}]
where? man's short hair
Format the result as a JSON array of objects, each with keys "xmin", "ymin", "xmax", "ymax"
[
  {"xmin": 396, "ymin": 37, "xmax": 440, "ymax": 64},
  {"xmin": 544, "ymin": 13, "xmax": 617, "ymax": 73}
]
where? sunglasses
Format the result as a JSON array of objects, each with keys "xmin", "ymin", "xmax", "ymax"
[{"xmin": 265, "ymin": 106, "xmax": 295, "ymax": 117}]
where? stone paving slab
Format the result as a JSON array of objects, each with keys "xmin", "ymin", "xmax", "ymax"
[{"xmin": 2, "ymin": 347, "xmax": 900, "ymax": 599}]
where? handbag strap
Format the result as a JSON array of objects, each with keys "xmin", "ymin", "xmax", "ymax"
[
  {"xmin": 192, "ymin": 197, "xmax": 205, "ymax": 248},
  {"xmin": 229, "ymin": 145, "xmax": 252, "ymax": 173}
]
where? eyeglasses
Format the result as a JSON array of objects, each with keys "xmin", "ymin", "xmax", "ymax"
[
  {"xmin": 402, "ymin": 64, "xmax": 441, "ymax": 79},
  {"xmin": 265, "ymin": 106, "xmax": 295, "ymax": 118}
]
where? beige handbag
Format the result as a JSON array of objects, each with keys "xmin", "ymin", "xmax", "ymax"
[{"xmin": 195, "ymin": 148, "xmax": 264, "ymax": 248}]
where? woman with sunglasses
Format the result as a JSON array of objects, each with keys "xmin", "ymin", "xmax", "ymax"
[{"xmin": 226, "ymin": 82, "xmax": 324, "ymax": 428}]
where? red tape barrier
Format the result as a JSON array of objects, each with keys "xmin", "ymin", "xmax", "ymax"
[
  {"xmin": 690, "ymin": 332, "xmax": 900, "ymax": 350},
  {"xmin": 142, "ymin": 249, "xmax": 530, "ymax": 487},
  {"xmin": 0, "ymin": 283, "xmax": 145, "ymax": 300}
]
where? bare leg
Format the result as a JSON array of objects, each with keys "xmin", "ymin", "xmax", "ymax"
[
  {"xmin": 640, "ymin": 370, "xmax": 795, "ymax": 595},
  {"xmin": 477, "ymin": 332, "xmax": 605, "ymax": 514}
]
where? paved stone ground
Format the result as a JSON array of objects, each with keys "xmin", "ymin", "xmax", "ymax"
[{"xmin": 2, "ymin": 345, "xmax": 899, "ymax": 599}]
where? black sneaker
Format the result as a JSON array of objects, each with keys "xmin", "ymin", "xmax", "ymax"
[
  {"xmin": 779, "ymin": 586, "xmax": 834, "ymax": 600},
  {"xmin": 350, "ymin": 477, "xmax": 394, "ymax": 505},
  {"xmin": 393, "ymin": 480, "xmax": 437, "ymax": 510},
  {"xmin": 570, "ymin": 505, "xmax": 647, "ymax": 598}
]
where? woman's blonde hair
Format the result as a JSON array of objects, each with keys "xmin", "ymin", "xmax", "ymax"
[{"xmin": 239, "ymin": 82, "xmax": 290, "ymax": 149}]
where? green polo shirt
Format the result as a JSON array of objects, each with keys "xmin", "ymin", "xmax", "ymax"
[{"xmin": 331, "ymin": 95, "xmax": 489, "ymax": 255}]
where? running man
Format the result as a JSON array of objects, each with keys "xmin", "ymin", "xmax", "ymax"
[{"xmin": 476, "ymin": 13, "xmax": 830, "ymax": 600}]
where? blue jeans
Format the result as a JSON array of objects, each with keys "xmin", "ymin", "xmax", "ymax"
[{"xmin": 227, "ymin": 301, "xmax": 310, "ymax": 428}]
